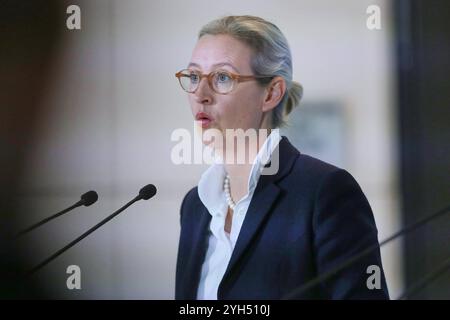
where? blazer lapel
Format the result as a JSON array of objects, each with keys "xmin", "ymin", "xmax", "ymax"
[{"xmin": 219, "ymin": 137, "xmax": 300, "ymax": 295}]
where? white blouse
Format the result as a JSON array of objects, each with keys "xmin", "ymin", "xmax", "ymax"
[{"xmin": 196, "ymin": 131, "xmax": 281, "ymax": 300}]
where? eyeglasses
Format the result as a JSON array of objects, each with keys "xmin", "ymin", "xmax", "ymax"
[{"xmin": 175, "ymin": 69, "xmax": 274, "ymax": 95}]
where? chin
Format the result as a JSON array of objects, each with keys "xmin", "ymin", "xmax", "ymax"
[{"xmin": 194, "ymin": 122, "xmax": 219, "ymax": 145}]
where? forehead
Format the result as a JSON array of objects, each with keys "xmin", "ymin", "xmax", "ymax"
[{"xmin": 189, "ymin": 34, "xmax": 254, "ymax": 73}]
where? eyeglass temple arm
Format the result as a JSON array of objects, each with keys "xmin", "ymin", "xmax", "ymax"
[{"xmin": 235, "ymin": 74, "xmax": 274, "ymax": 82}]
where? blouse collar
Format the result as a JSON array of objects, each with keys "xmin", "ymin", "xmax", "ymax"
[{"xmin": 198, "ymin": 130, "xmax": 282, "ymax": 217}]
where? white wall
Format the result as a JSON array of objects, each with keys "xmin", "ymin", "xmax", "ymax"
[{"xmin": 18, "ymin": 0, "xmax": 402, "ymax": 298}]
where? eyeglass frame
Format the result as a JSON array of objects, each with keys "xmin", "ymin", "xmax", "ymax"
[{"xmin": 175, "ymin": 68, "xmax": 274, "ymax": 95}]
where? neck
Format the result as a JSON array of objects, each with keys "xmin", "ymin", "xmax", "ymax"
[
  {"xmin": 223, "ymin": 129, "xmax": 271, "ymax": 205},
  {"xmin": 224, "ymin": 164, "xmax": 252, "ymax": 205}
]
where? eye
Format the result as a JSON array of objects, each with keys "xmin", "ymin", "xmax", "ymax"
[
  {"xmin": 216, "ymin": 72, "xmax": 231, "ymax": 83},
  {"xmin": 189, "ymin": 71, "xmax": 199, "ymax": 83}
]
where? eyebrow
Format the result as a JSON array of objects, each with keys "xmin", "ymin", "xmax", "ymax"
[{"xmin": 187, "ymin": 62, "xmax": 240, "ymax": 73}]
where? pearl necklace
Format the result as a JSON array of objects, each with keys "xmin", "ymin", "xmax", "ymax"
[{"xmin": 223, "ymin": 174, "xmax": 236, "ymax": 210}]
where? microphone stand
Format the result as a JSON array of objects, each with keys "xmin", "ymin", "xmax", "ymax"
[
  {"xmin": 16, "ymin": 203, "xmax": 81, "ymax": 238},
  {"xmin": 15, "ymin": 191, "xmax": 98, "ymax": 238},
  {"xmin": 27, "ymin": 184, "xmax": 156, "ymax": 275}
]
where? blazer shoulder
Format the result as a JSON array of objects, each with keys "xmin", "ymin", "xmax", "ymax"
[
  {"xmin": 290, "ymin": 153, "xmax": 348, "ymax": 186},
  {"xmin": 295, "ymin": 153, "xmax": 340, "ymax": 175},
  {"xmin": 286, "ymin": 153, "xmax": 369, "ymax": 208},
  {"xmin": 179, "ymin": 186, "xmax": 201, "ymax": 223},
  {"xmin": 279, "ymin": 137, "xmax": 340, "ymax": 180},
  {"xmin": 181, "ymin": 186, "xmax": 199, "ymax": 204}
]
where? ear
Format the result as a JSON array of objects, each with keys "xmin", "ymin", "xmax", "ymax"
[{"xmin": 261, "ymin": 76, "xmax": 286, "ymax": 113}]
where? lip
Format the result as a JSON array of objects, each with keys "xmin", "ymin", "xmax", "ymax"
[{"xmin": 195, "ymin": 112, "xmax": 214, "ymax": 128}]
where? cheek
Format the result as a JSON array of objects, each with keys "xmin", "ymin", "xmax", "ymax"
[{"xmin": 221, "ymin": 89, "xmax": 264, "ymax": 128}]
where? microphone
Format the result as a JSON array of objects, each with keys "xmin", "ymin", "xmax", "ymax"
[
  {"xmin": 137, "ymin": 184, "xmax": 157, "ymax": 200},
  {"xmin": 80, "ymin": 190, "xmax": 99, "ymax": 206},
  {"xmin": 27, "ymin": 184, "xmax": 157, "ymax": 275},
  {"xmin": 282, "ymin": 204, "xmax": 450, "ymax": 299},
  {"xmin": 15, "ymin": 190, "xmax": 99, "ymax": 237}
]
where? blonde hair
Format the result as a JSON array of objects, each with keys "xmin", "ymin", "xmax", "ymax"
[{"xmin": 199, "ymin": 15, "xmax": 303, "ymax": 128}]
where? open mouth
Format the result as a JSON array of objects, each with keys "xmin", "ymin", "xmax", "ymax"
[{"xmin": 195, "ymin": 112, "xmax": 213, "ymax": 128}]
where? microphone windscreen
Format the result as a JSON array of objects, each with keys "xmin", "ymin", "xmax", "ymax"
[
  {"xmin": 81, "ymin": 190, "xmax": 98, "ymax": 206},
  {"xmin": 139, "ymin": 184, "xmax": 157, "ymax": 200}
]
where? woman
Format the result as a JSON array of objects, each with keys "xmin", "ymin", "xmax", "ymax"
[{"xmin": 175, "ymin": 15, "xmax": 389, "ymax": 300}]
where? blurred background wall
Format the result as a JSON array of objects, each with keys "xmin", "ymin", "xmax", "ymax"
[{"xmin": 2, "ymin": 0, "xmax": 448, "ymax": 299}]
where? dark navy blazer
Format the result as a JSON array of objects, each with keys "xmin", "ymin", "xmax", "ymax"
[{"xmin": 175, "ymin": 136, "xmax": 389, "ymax": 299}]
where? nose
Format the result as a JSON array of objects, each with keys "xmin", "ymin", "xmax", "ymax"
[{"xmin": 193, "ymin": 76, "xmax": 213, "ymax": 105}]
